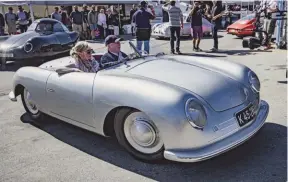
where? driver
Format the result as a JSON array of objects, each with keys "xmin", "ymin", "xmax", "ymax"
[{"xmin": 100, "ymin": 35, "xmax": 128, "ymax": 68}]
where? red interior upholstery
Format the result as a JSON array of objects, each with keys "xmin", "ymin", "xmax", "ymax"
[{"xmin": 93, "ymin": 54, "xmax": 103, "ymax": 61}]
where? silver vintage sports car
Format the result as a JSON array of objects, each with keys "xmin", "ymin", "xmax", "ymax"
[
  {"xmin": 152, "ymin": 14, "xmax": 212, "ymax": 39},
  {"xmin": 9, "ymin": 41, "xmax": 269, "ymax": 163}
]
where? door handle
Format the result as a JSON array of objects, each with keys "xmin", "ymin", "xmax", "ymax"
[{"xmin": 47, "ymin": 88, "xmax": 55, "ymax": 92}]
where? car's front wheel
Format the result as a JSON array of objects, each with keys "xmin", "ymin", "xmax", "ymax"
[
  {"xmin": 114, "ymin": 108, "xmax": 164, "ymax": 162},
  {"xmin": 21, "ymin": 88, "xmax": 43, "ymax": 121}
]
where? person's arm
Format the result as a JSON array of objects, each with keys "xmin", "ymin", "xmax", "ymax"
[
  {"xmin": 87, "ymin": 12, "xmax": 91, "ymax": 25},
  {"xmin": 189, "ymin": 5, "xmax": 196, "ymax": 17},
  {"xmin": 162, "ymin": 2, "xmax": 170, "ymax": 11},
  {"xmin": 212, "ymin": 7, "xmax": 225, "ymax": 21},
  {"xmin": 132, "ymin": 12, "xmax": 136, "ymax": 23},
  {"xmin": 180, "ymin": 9, "xmax": 183, "ymax": 28},
  {"xmin": 69, "ymin": 12, "xmax": 73, "ymax": 22},
  {"xmin": 4, "ymin": 13, "xmax": 8, "ymax": 25},
  {"xmin": 148, "ymin": 6, "xmax": 156, "ymax": 20}
]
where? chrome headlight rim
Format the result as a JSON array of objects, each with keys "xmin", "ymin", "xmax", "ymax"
[
  {"xmin": 24, "ymin": 42, "xmax": 33, "ymax": 53},
  {"xmin": 185, "ymin": 98, "xmax": 207, "ymax": 130},
  {"xmin": 248, "ymin": 71, "xmax": 260, "ymax": 93}
]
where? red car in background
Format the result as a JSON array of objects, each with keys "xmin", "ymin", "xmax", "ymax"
[{"xmin": 227, "ymin": 14, "xmax": 256, "ymax": 37}]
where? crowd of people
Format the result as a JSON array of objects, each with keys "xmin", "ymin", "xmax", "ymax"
[
  {"xmin": 0, "ymin": 6, "xmax": 31, "ymax": 35},
  {"xmin": 50, "ymin": 5, "xmax": 126, "ymax": 40}
]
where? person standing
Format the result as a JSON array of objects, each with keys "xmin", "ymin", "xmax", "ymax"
[
  {"xmin": 5, "ymin": 7, "xmax": 17, "ymax": 35},
  {"xmin": 70, "ymin": 6, "xmax": 84, "ymax": 39},
  {"xmin": 207, "ymin": 1, "xmax": 224, "ymax": 52},
  {"xmin": 17, "ymin": 6, "xmax": 30, "ymax": 33},
  {"xmin": 130, "ymin": 4, "xmax": 137, "ymax": 36},
  {"xmin": 261, "ymin": 0, "xmax": 278, "ymax": 49},
  {"xmin": 97, "ymin": 9, "xmax": 107, "ymax": 39},
  {"xmin": 82, "ymin": 5, "xmax": 90, "ymax": 40},
  {"xmin": 88, "ymin": 5, "xmax": 98, "ymax": 40},
  {"xmin": 132, "ymin": 1, "xmax": 156, "ymax": 54},
  {"xmin": 106, "ymin": 9, "xmax": 115, "ymax": 36},
  {"xmin": 51, "ymin": 7, "xmax": 62, "ymax": 22},
  {"xmin": 162, "ymin": 0, "xmax": 184, "ymax": 54},
  {"xmin": 60, "ymin": 6, "xmax": 69, "ymax": 27},
  {"xmin": 189, "ymin": 1, "xmax": 204, "ymax": 51}
]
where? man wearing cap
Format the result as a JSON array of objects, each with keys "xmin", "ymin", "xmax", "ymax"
[
  {"xmin": 5, "ymin": 7, "xmax": 17, "ymax": 35},
  {"xmin": 132, "ymin": 1, "xmax": 156, "ymax": 54},
  {"xmin": 100, "ymin": 35, "xmax": 128, "ymax": 68}
]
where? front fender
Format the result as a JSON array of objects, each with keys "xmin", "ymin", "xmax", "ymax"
[{"xmin": 93, "ymin": 72, "xmax": 198, "ymax": 138}]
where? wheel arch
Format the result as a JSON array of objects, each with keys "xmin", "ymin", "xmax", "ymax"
[
  {"xmin": 103, "ymin": 106, "xmax": 139, "ymax": 137},
  {"xmin": 14, "ymin": 84, "xmax": 25, "ymax": 97}
]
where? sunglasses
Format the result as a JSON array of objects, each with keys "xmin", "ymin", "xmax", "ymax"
[{"xmin": 86, "ymin": 50, "xmax": 93, "ymax": 54}]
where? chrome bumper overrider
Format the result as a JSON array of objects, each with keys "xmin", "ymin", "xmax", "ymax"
[
  {"xmin": 164, "ymin": 100, "xmax": 269, "ymax": 163},
  {"xmin": 9, "ymin": 91, "xmax": 17, "ymax": 102}
]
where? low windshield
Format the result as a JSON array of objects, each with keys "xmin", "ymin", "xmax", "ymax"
[
  {"xmin": 239, "ymin": 14, "xmax": 255, "ymax": 21},
  {"xmin": 91, "ymin": 41, "xmax": 153, "ymax": 70},
  {"xmin": 92, "ymin": 41, "xmax": 146, "ymax": 61}
]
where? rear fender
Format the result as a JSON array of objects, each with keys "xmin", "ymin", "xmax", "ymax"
[{"xmin": 12, "ymin": 67, "xmax": 52, "ymax": 111}]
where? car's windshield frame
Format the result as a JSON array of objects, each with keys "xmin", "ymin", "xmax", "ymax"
[{"xmin": 27, "ymin": 21, "xmax": 65, "ymax": 33}]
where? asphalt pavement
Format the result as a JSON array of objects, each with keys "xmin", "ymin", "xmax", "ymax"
[{"xmin": 0, "ymin": 32, "xmax": 287, "ymax": 182}]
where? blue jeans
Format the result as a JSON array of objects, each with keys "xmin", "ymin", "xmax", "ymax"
[{"xmin": 137, "ymin": 40, "xmax": 150, "ymax": 54}]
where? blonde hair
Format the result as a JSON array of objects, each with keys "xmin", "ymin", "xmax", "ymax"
[{"xmin": 70, "ymin": 41, "xmax": 91, "ymax": 59}]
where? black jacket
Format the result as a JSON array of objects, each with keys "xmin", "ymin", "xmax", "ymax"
[{"xmin": 0, "ymin": 13, "xmax": 5, "ymax": 27}]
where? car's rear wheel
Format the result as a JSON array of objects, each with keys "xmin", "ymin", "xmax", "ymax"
[
  {"xmin": 114, "ymin": 108, "xmax": 164, "ymax": 162},
  {"xmin": 21, "ymin": 88, "xmax": 43, "ymax": 121}
]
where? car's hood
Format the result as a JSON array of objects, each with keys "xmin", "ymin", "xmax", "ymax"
[
  {"xmin": 0, "ymin": 31, "xmax": 40, "ymax": 50},
  {"xmin": 127, "ymin": 56, "xmax": 248, "ymax": 112}
]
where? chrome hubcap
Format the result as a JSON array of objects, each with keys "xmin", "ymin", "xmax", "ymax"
[
  {"xmin": 124, "ymin": 112, "xmax": 163, "ymax": 154},
  {"xmin": 23, "ymin": 89, "xmax": 39, "ymax": 115}
]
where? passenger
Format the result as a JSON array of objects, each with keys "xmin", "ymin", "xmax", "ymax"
[
  {"xmin": 70, "ymin": 41, "xmax": 100, "ymax": 73},
  {"xmin": 100, "ymin": 35, "xmax": 128, "ymax": 68}
]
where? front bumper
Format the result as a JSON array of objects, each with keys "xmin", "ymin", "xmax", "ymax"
[
  {"xmin": 9, "ymin": 91, "xmax": 17, "ymax": 102},
  {"xmin": 164, "ymin": 100, "xmax": 269, "ymax": 162}
]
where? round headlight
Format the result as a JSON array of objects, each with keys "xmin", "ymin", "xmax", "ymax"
[
  {"xmin": 248, "ymin": 71, "xmax": 260, "ymax": 92},
  {"xmin": 185, "ymin": 98, "xmax": 207, "ymax": 129},
  {"xmin": 24, "ymin": 42, "xmax": 33, "ymax": 53}
]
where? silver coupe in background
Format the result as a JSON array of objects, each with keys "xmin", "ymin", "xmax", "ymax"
[
  {"xmin": 9, "ymin": 41, "xmax": 269, "ymax": 163},
  {"xmin": 152, "ymin": 14, "xmax": 212, "ymax": 39}
]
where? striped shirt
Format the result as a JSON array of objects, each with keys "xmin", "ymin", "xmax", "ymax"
[{"xmin": 162, "ymin": 5, "xmax": 183, "ymax": 27}]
